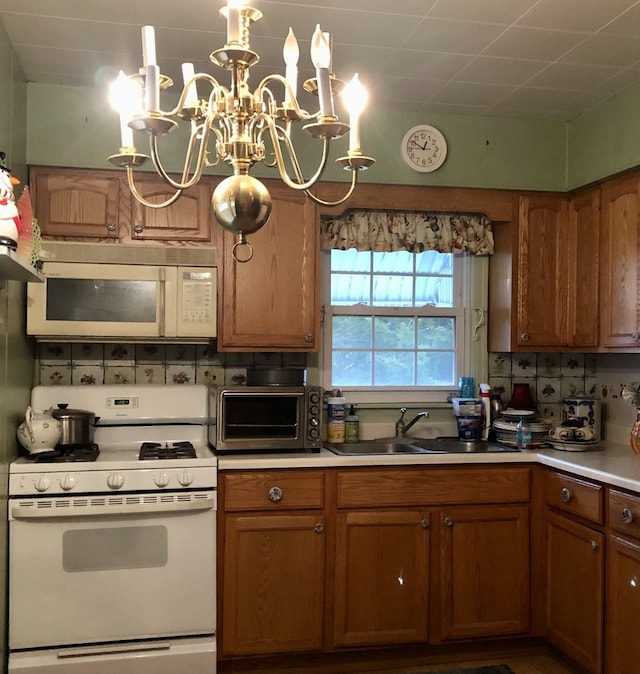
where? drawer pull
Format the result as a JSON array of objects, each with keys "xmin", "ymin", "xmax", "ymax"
[
  {"xmin": 107, "ymin": 223, "xmax": 116, "ymax": 232},
  {"xmin": 314, "ymin": 523, "xmax": 324, "ymax": 533},
  {"xmin": 268, "ymin": 486, "xmax": 283, "ymax": 502},
  {"xmin": 521, "ymin": 333, "xmax": 530, "ymax": 341},
  {"xmin": 421, "ymin": 518, "xmax": 430, "ymax": 529},
  {"xmin": 560, "ymin": 487, "xmax": 572, "ymax": 503},
  {"xmin": 622, "ymin": 507, "xmax": 634, "ymax": 525},
  {"xmin": 444, "ymin": 516, "xmax": 453, "ymax": 527},
  {"xmin": 134, "ymin": 224, "xmax": 143, "ymax": 234},
  {"xmin": 589, "ymin": 540, "xmax": 599, "ymax": 551},
  {"xmin": 633, "ymin": 332, "xmax": 640, "ymax": 342}
]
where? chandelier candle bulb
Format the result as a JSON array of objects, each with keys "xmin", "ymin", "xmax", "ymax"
[
  {"xmin": 226, "ymin": 0, "xmax": 242, "ymax": 45},
  {"xmin": 181, "ymin": 62, "xmax": 198, "ymax": 108},
  {"xmin": 141, "ymin": 25, "xmax": 156, "ymax": 66},
  {"xmin": 144, "ymin": 63, "xmax": 160, "ymax": 112},
  {"xmin": 343, "ymin": 73, "xmax": 366, "ymax": 153},
  {"xmin": 311, "ymin": 25, "xmax": 334, "ymax": 117},
  {"xmin": 109, "ymin": 71, "xmax": 134, "ymax": 148},
  {"xmin": 283, "ymin": 28, "xmax": 299, "ymax": 103}
]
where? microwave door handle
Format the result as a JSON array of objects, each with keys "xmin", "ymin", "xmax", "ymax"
[
  {"xmin": 10, "ymin": 495, "xmax": 215, "ymax": 520},
  {"xmin": 159, "ymin": 267, "xmax": 166, "ymax": 337}
]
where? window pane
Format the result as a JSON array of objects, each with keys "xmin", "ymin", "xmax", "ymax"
[
  {"xmin": 416, "ymin": 251, "xmax": 453, "ymax": 274},
  {"xmin": 417, "ymin": 352, "xmax": 456, "ymax": 386},
  {"xmin": 331, "ymin": 249, "xmax": 371, "ymax": 273},
  {"xmin": 372, "ymin": 275, "xmax": 414, "ymax": 307},
  {"xmin": 415, "ymin": 277, "xmax": 453, "ymax": 307},
  {"xmin": 333, "ymin": 316, "xmax": 372, "ymax": 349},
  {"xmin": 374, "ymin": 351, "xmax": 415, "ymax": 386},
  {"xmin": 373, "ymin": 251, "xmax": 414, "ymax": 274},
  {"xmin": 331, "ymin": 273, "xmax": 371, "ymax": 305},
  {"xmin": 333, "ymin": 351, "xmax": 372, "ymax": 386},
  {"xmin": 417, "ymin": 317, "xmax": 455, "ymax": 349},
  {"xmin": 374, "ymin": 317, "xmax": 415, "ymax": 349}
]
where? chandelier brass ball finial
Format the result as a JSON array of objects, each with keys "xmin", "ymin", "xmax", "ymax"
[{"xmin": 212, "ymin": 174, "xmax": 272, "ymax": 236}]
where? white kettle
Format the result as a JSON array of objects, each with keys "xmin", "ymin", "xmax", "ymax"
[{"xmin": 17, "ymin": 406, "xmax": 62, "ymax": 455}]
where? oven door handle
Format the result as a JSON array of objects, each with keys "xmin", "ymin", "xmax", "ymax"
[
  {"xmin": 57, "ymin": 640, "xmax": 172, "ymax": 659},
  {"xmin": 10, "ymin": 495, "xmax": 216, "ymax": 519}
]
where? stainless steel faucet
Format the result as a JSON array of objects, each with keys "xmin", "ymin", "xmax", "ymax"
[{"xmin": 395, "ymin": 407, "xmax": 429, "ymax": 437}]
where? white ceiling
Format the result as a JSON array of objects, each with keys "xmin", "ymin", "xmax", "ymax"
[{"xmin": 3, "ymin": 0, "xmax": 640, "ymax": 120}]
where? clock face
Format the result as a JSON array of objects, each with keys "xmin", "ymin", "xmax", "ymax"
[{"xmin": 401, "ymin": 125, "xmax": 447, "ymax": 173}]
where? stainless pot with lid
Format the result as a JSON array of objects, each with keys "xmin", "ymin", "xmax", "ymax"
[{"xmin": 51, "ymin": 404, "xmax": 98, "ymax": 447}]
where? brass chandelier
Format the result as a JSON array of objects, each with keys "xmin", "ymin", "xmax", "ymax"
[{"xmin": 108, "ymin": 0, "xmax": 374, "ymax": 261}]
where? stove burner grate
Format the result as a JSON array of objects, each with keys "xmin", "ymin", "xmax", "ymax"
[
  {"xmin": 32, "ymin": 444, "xmax": 100, "ymax": 463},
  {"xmin": 139, "ymin": 441, "xmax": 197, "ymax": 460}
]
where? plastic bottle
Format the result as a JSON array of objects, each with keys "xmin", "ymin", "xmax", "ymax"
[
  {"xmin": 516, "ymin": 416, "xmax": 532, "ymax": 450},
  {"xmin": 327, "ymin": 390, "xmax": 346, "ymax": 443},
  {"xmin": 344, "ymin": 404, "xmax": 360, "ymax": 443}
]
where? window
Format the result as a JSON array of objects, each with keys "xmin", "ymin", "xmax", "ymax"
[{"xmin": 322, "ymin": 249, "xmax": 480, "ymax": 404}]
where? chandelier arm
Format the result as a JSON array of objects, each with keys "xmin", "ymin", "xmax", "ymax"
[
  {"xmin": 263, "ymin": 116, "xmax": 331, "ymax": 190},
  {"xmin": 303, "ymin": 169, "xmax": 359, "ymax": 207},
  {"xmin": 255, "ymin": 75, "xmax": 318, "ymax": 121},
  {"xmin": 126, "ymin": 165, "xmax": 183, "ymax": 208},
  {"xmin": 160, "ymin": 73, "xmax": 225, "ymax": 118}
]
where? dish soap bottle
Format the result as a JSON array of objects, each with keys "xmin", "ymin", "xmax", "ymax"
[
  {"xmin": 516, "ymin": 416, "xmax": 532, "ymax": 450},
  {"xmin": 345, "ymin": 405, "xmax": 360, "ymax": 443}
]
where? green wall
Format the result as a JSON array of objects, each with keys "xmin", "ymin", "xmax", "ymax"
[{"xmin": 0, "ymin": 20, "xmax": 34, "ymax": 673}]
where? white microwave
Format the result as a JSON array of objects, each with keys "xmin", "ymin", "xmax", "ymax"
[{"xmin": 27, "ymin": 261, "xmax": 217, "ymax": 340}]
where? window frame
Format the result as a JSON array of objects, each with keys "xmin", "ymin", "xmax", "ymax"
[{"xmin": 320, "ymin": 250, "xmax": 481, "ymax": 405}]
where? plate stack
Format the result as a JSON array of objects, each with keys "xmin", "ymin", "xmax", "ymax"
[{"xmin": 493, "ymin": 409, "xmax": 551, "ymax": 449}]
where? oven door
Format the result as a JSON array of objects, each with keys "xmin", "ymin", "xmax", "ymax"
[{"xmin": 9, "ymin": 491, "xmax": 216, "ymax": 650}]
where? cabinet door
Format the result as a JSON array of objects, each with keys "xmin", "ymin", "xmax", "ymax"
[
  {"xmin": 438, "ymin": 504, "xmax": 530, "ymax": 640},
  {"xmin": 217, "ymin": 185, "xmax": 319, "ymax": 351},
  {"xmin": 129, "ymin": 177, "xmax": 212, "ymax": 242},
  {"xmin": 516, "ymin": 194, "xmax": 570, "ymax": 347},
  {"xmin": 544, "ymin": 510, "xmax": 604, "ymax": 674},
  {"xmin": 605, "ymin": 535, "xmax": 640, "ymax": 674},
  {"xmin": 221, "ymin": 513, "xmax": 325, "ymax": 655},
  {"xmin": 333, "ymin": 509, "xmax": 430, "ymax": 647},
  {"xmin": 567, "ymin": 187, "xmax": 600, "ymax": 348},
  {"xmin": 600, "ymin": 172, "xmax": 640, "ymax": 348},
  {"xmin": 32, "ymin": 167, "xmax": 121, "ymax": 239}
]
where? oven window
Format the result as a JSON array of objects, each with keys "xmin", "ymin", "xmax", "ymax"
[
  {"xmin": 46, "ymin": 279, "xmax": 157, "ymax": 322},
  {"xmin": 224, "ymin": 395, "xmax": 299, "ymax": 439},
  {"xmin": 62, "ymin": 526, "xmax": 168, "ymax": 572}
]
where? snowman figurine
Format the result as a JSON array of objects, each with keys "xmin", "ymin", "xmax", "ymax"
[{"xmin": 0, "ymin": 151, "xmax": 21, "ymax": 250}]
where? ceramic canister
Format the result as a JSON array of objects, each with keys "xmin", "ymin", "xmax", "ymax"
[{"xmin": 561, "ymin": 397, "xmax": 601, "ymax": 441}]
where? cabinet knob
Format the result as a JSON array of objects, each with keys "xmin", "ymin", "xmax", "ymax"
[
  {"xmin": 589, "ymin": 540, "xmax": 599, "ymax": 551},
  {"xmin": 633, "ymin": 333, "xmax": 640, "ymax": 342},
  {"xmin": 622, "ymin": 507, "xmax": 634, "ymax": 525},
  {"xmin": 444, "ymin": 516, "xmax": 453, "ymax": 527},
  {"xmin": 107, "ymin": 223, "xmax": 116, "ymax": 232},
  {"xmin": 521, "ymin": 333, "xmax": 530, "ymax": 341},
  {"xmin": 560, "ymin": 487, "xmax": 572, "ymax": 503},
  {"xmin": 314, "ymin": 523, "xmax": 324, "ymax": 533},
  {"xmin": 421, "ymin": 518, "xmax": 430, "ymax": 529},
  {"xmin": 304, "ymin": 334, "xmax": 313, "ymax": 343},
  {"xmin": 268, "ymin": 486, "xmax": 283, "ymax": 502},
  {"xmin": 134, "ymin": 224, "xmax": 143, "ymax": 234}
]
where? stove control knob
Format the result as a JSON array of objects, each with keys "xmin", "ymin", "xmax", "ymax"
[
  {"xmin": 60, "ymin": 474, "xmax": 75, "ymax": 491},
  {"xmin": 107, "ymin": 472, "xmax": 125, "ymax": 490},
  {"xmin": 34, "ymin": 475, "xmax": 50, "ymax": 493},
  {"xmin": 178, "ymin": 470, "xmax": 194, "ymax": 487},
  {"xmin": 154, "ymin": 471, "xmax": 170, "ymax": 488}
]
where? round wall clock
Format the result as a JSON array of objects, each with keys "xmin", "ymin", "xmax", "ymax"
[{"xmin": 401, "ymin": 125, "xmax": 447, "ymax": 173}]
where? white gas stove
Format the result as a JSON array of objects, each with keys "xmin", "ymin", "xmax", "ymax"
[
  {"xmin": 10, "ymin": 384, "xmax": 217, "ymax": 496},
  {"xmin": 9, "ymin": 384, "xmax": 217, "ymax": 674}
]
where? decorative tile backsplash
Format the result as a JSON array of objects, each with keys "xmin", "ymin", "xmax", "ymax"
[
  {"xmin": 37, "ymin": 342, "xmax": 307, "ymax": 387},
  {"xmin": 489, "ymin": 352, "xmax": 598, "ymax": 422}
]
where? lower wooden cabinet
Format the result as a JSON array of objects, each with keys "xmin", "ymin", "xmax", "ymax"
[
  {"xmin": 438, "ymin": 504, "xmax": 530, "ymax": 641},
  {"xmin": 544, "ymin": 510, "xmax": 604, "ymax": 673},
  {"xmin": 333, "ymin": 509, "xmax": 430, "ymax": 647}
]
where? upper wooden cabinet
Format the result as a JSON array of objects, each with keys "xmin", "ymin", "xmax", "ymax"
[
  {"xmin": 216, "ymin": 182, "xmax": 320, "ymax": 351},
  {"xmin": 599, "ymin": 172, "xmax": 640, "ymax": 349},
  {"xmin": 490, "ymin": 189, "xmax": 599, "ymax": 351},
  {"xmin": 30, "ymin": 166, "xmax": 213, "ymax": 244},
  {"xmin": 32, "ymin": 167, "xmax": 122, "ymax": 239}
]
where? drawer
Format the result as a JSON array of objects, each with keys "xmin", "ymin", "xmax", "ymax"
[
  {"xmin": 223, "ymin": 470, "xmax": 325, "ymax": 511},
  {"xmin": 543, "ymin": 470, "xmax": 604, "ymax": 524},
  {"xmin": 609, "ymin": 488, "xmax": 640, "ymax": 540},
  {"xmin": 337, "ymin": 466, "xmax": 531, "ymax": 508}
]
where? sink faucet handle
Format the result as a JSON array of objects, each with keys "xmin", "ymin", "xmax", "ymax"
[{"xmin": 399, "ymin": 407, "xmax": 407, "ymax": 419}]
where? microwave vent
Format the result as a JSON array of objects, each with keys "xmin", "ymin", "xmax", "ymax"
[{"xmin": 40, "ymin": 241, "xmax": 217, "ymax": 267}]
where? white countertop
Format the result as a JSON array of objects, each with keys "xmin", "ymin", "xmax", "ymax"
[{"xmin": 216, "ymin": 442, "xmax": 640, "ymax": 494}]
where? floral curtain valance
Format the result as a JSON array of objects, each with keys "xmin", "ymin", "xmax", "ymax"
[{"xmin": 320, "ymin": 210, "xmax": 494, "ymax": 255}]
